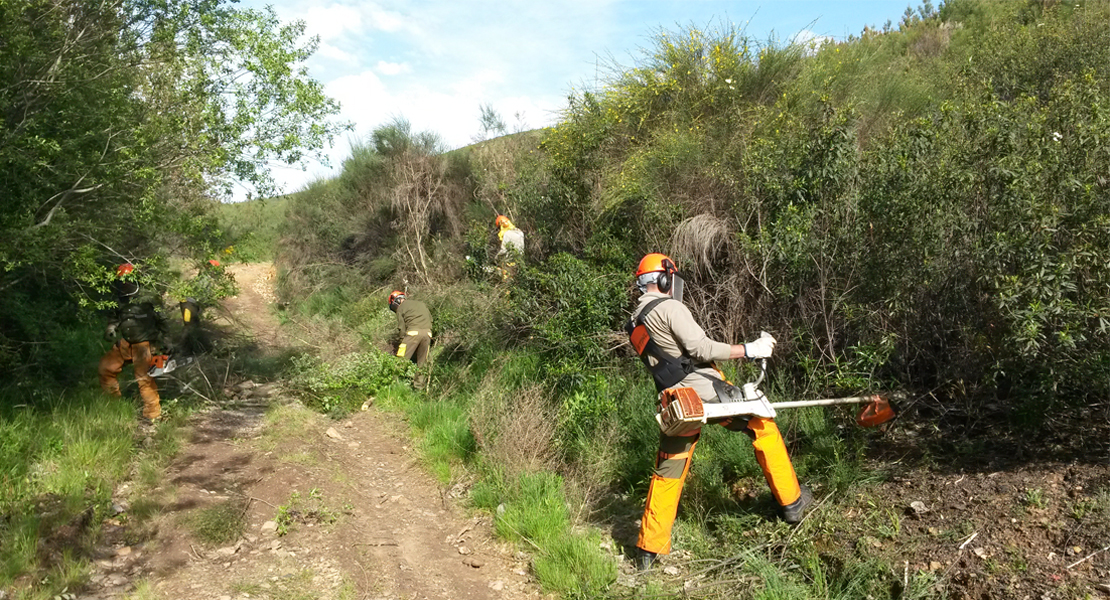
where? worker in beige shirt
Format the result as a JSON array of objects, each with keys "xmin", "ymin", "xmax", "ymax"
[{"xmin": 626, "ymin": 252, "xmax": 811, "ymax": 571}]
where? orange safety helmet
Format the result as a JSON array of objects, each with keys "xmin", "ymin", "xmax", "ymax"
[
  {"xmin": 635, "ymin": 253, "xmax": 682, "ymax": 297},
  {"xmin": 635, "ymin": 253, "xmax": 673, "ymax": 277},
  {"xmin": 495, "ymin": 215, "xmax": 512, "ymax": 229},
  {"xmin": 388, "ymin": 290, "xmax": 406, "ymax": 312},
  {"xmin": 115, "ymin": 263, "xmax": 139, "ymax": 297}
]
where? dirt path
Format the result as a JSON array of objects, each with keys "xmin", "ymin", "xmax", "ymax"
[
  {"xmin": 215, "ymin": 263, "xmax": 287, "ymax": 347},
  {"xmin": 80, "ymin": 263, "xmax": 544, "ymax": 600}
]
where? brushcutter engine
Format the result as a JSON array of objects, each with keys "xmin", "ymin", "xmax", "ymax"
[{"xmin": 655, "ymin": 360, "xmax": 896, "ymax": 436}]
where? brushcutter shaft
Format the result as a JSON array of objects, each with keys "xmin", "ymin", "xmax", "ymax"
[
  {"xmin": 771, "ymin": 395, "xmax": 881, "ymax": 409},
  {"xmin": 672, "ymin": 361, "xmax": 898, "ymax": 429}
]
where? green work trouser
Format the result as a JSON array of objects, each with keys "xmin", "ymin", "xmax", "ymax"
[{"xmin": 397, "ymin": 330, "xmax": 431, "ymax": 366}]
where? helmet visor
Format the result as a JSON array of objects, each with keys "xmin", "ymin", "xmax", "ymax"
[{"xmin": 671, "ymin": 273, "xmax": 685, "ymax": 304}]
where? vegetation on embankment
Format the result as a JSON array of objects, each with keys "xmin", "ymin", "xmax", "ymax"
[
  {"xmin": 1, "ymin": 1, "xmax": 344, "ymax": 597},
  {"xmin": 262, "ymin": 1, "xmax": 1109, "ymax": 598},
  {"xmin": 0, "ymin": 391, "xmax": 190, "ymax": 598}
]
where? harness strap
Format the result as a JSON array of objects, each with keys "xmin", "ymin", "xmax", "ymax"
[{"xmin": 626, "ymin": 298, "xmax": 708, "ymax": 392}]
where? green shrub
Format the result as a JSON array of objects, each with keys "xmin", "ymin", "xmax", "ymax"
[
  {"xmin": 288, "ymin": 351, "xmax": 414, "ymax": 416},
  {"xmin": 504, "ymin": 253, "xmax": 627, "ymax": 381}
]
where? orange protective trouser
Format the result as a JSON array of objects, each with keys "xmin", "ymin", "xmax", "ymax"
[
  {"xmin": 637, "ymin": 416, "xmax": 801, "ymax": 555},
  {"xmin": 99, "ymin": 339, "xmax": 161, "ymax": 420}
]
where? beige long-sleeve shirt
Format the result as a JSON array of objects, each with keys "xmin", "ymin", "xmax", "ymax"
[
  {"xmin": 498, "ymin": 228, "xmax": 524, "ymax": 254},
  {"xmin": 631, "ymin": 291, "xmax": 731, "ymax": 401}
]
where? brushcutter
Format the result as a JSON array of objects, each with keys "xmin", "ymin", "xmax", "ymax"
[{"xmin": 656, "ymin": 355, "xmax": 897, "ymax": 436}]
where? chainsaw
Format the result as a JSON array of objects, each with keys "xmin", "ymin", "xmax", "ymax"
[
  {"xmin": 656, "ymin": 357, "xmax": 897, "ymax": 436},
  {"xmin": 148, "ymin": 353, "xmax": 196, "ymax": 377}
]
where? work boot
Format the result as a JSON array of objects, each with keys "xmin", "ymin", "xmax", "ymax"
[
  {"xmin": 636, "ymin": 549, "xmax": 657, "ymax": 572},
  {"xmin": 782, "ymin": 485, "xmax": 814, "ymax": 524}
]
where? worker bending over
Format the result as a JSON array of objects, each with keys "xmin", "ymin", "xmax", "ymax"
[
  {"xmin": 388, "ymin": 291, "xmax": 432, "ymax": 367},
  {"xmin": 494, "ymin": 215, "xmax": 524, "ymax": 279},
  {"xmin": 495, "ymin": 214, "xmax": 524, "ymax": 258}
]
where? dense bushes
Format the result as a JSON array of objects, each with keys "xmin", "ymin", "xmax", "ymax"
[
  {"xmin": 0, "ymin": 1, "xmax": 345, "ymax": 389},
  {"xmin": 521, "ymin": 0, "xmax": 1110, "ymax": 421}
]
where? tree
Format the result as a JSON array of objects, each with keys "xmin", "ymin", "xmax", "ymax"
[
  {"xmin": 373, "ymin": 118, "xmax": 450, "ymax": 283},
  {"xmin": 0, "ymin": 0, "xmax": 348, "ymax": 382},
  {"xmin": 473, "ymin": 103, "xmax": 507, "ymax": 143}
]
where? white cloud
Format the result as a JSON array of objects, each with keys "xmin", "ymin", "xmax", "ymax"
[
  {"xmin": 317, "ymin": 42, "xmax": 357, "ymax": 63},
  {"xmin": 362, "ymin": 4, "xmax": 412, "ymax": 33},
  {"xmin": 791, "ymin": 29, "xmax": 833, "ymax": 54},
  {"xmin": 327, "ymin": 70, "xmax": 389, "ymax": 117},
  {"xmin": 375, "ymin": 61, "xmax": 411, "ymax": 76},
  {"xmin": 448, "ymin": 68, "xmax": 505, "ymax": 97},
  {"xmin": 302, "ymin": 4, "xmax": 364, "ymax": 41}
]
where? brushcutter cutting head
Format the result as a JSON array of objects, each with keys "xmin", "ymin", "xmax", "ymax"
[{"xmin": 856, "ymin": 395, "xmax": 896, "ymax": 427}]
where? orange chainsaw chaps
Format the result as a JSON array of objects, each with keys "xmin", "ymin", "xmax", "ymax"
[
  {"xmin": 747, "ymin": 416, "xmax": 802, "ymax": 507},
  {"xmin": 637, "ymin": 444, "xmax": 696, "ymax": 556}
]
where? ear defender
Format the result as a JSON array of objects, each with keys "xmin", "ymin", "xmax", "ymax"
[{"xmin": 658, "ymin": 259, "xmax": 676, "ymax": 293}]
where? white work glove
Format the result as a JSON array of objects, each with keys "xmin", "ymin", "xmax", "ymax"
[{"xmin": 743, "ymin": 331, "xmax": 776, "ymax": 360}]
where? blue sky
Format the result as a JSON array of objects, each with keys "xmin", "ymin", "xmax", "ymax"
[{"xmin": 241, "ymin": 1, "xmax": 915, "ymax": 196}]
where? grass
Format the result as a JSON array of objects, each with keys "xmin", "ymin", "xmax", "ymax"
[
  {"xmin": 274, "ymin": 488, "xmax": 343, "ymax": 537},
  {"xmin": 0, "ymin": 387, "xmax": 192, "ymax": 599},
  {"xmin": 189, "ymin": 499, "xmax": 249, "ymax": 545},
  {"xmin": 231, "ymin": 570, "xmax": 358, "ymax": 600},
  {"xmin": 373, "ymin": 382, "xmax": 476, "ymax": 483},
  {"xmin": 0, "ymin": 390, "xmax": 133, "ymax": 591},
  {"xmin": 1023, "ymin": 488, "xmax": 1047, "ymax": 509},
  {"xmin": 123, "ymin": 579, "xmax": 158, "ymax": 600},
  {"xmin": 259, "ymin": 402, "xmax": 321, "ymax": 452},
  {"xmin": 473, "ymin": 470, "xmax": 617, "ymax": 598}
]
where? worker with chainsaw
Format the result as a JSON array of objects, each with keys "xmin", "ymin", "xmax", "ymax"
[
  {"xmin": 626, "ymin": 252, "xmax": 811, "ymax": 570},
  {"xmin": 388, "ymin": 291, "xmax": 432, "ymax": 367},
  {"xmin": 99, "ymin": 263, "xmax": 168, "ymax": 422}
]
